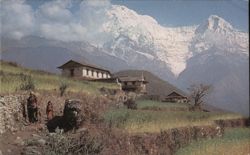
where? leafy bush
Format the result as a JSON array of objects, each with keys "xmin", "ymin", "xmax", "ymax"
[
  {"xmin": 124, "ymin": 98, "xmax": 137, "ymax": 109},
  {"xmin": 59, "ymin": 81, "xmax": 68, "ymax": 96},
  {"xmin": 19, "ymin": 74, "xmax": 35, "ymax": 91},
  {"xmin": 6, "ymin": 61, "xmax": 18, "ymax": 67}
]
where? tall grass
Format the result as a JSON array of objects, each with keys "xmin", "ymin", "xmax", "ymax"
[
  {"xmin": 175, "ymin": 128, "xmax": 250, "ymax": 155},
  {"xmin": 59, "ymin": 80, "xmax": 68, "ymax": 96},
  {"xmin": 0, "ymin": 61, "xmax": 118, "ymax": 94},
  {"xmin": 19, "ymin": 74, "xmax": 35, "ymax": 90},
  {"xmin": 136, "ymin": 100, "xmax": 189, "ymax": 110},
  {"xmin": 104, "ymin": 106, "xmax": 244, "ymax": 134}
]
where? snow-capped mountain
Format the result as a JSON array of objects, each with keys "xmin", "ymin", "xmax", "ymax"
[
  {"xmin": 96, "ymin": 6, "xmax": 248, "ymax": 115},
  {"xmin": 192, "ymin": 15, "xmax": 248, "ymax": 55},
  {"xmin": 99, "ymin": 6, "xmax": 248, "ymax": 77},
  {"xmin": 102, "ymin": 5, "xmax": 196, "ymax": 76},
  {"xmin": 1, "ymin": 4, "xmax": 248, "ymax": 115}
]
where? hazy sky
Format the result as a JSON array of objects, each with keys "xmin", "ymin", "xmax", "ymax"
[
  {"xmin": 111, "ymin": 0, "xmax": 249, "ymax": 32},
  {"xmin": 2, "ymin": 0, "xmax": 248, "ymax": 41},
  {"xmin": 26, "ymin": 0, "xmax": 249, "ymax": 32}
]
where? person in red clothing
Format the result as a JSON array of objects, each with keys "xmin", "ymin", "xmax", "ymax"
[{"xmin": 46, "ymin": 101, "xmax": 54, "ymax": 121}]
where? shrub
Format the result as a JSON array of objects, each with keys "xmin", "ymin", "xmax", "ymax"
[
  {"xmin": 0, "ymin": 70, "xmax": 4, "ymax": 76},
  {"xmin": 7, "ymin": 61, "xmax": 18, "ymax": 67},
  {"xmin": 43, "ymin": 128, "xmax": 103, "ymax": 155},
  {"xmin": 19, "ymin": 74, "xmax": 35, "ymax": 91},
  {"xmin": 124, "ymin": 98, "xmax": 137, "ymax": 109},
  {"xmin": 104, "ymin": 109, "xmax": 129, "ymax": 128},
  {"xmin": 59, "ymin": 81, "xmax": 68, "ymax": 96}
]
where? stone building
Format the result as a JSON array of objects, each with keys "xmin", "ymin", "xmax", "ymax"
[
  {"xmin": 117, "ymin": 75, "xmax": 148, "ymax": 94},
  {"xmin": 162, "ymin": 91, "xmax": 188, "ymax": 103},
  {"xmin": 58, "ymin": 60, "xmax": 111, "ymax": 80}
]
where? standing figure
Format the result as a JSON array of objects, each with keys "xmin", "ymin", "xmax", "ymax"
[
  {"xmin": 21, "ymin": 100, "xmax": 28, "ymax": 122},
  {"xmin": 46, "ymin": 101, "xmax": 54, "ymax": 120},
  {"xmin": 27, "ymin": 92, "xmax": 39, "ymax": 123}
]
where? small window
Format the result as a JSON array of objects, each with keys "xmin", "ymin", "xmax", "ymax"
[
  {"xmin": 92, "ymin": 70, "xmax": 94, "ymax": 76},
  {"xmin": 86, "ymin": 69, "xmax": 89, "ymax": 75}
]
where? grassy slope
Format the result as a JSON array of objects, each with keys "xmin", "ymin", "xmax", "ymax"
[
  {"xmin": 0, "ymin": 61, "xmax": 118, "ymax": 94},
  {"xmin": 175, "ymin": 128, "xmax": 250, "ymax": 155},
  {"xmin": 137, "ymin": 99, "xmax": 189, "ymax": 110},
  {"xmin": 1, "ymin": 61, "xmax": 244, "ymax": 132},
  {"xmin": 104, "ymin": 100, "xmax": 244, "ymax": 134},
  {"xmin": 1, "ymin": 61, "xmax": 248, "ymax": 154}
]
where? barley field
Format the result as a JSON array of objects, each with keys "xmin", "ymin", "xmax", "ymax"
[
  {"xmin": 175, "ymin": 128, "xmax": 250, "ymax": 155},
  {"xmin": 104, "ymin": 100, "xmax": 244, "ymax": 134}
]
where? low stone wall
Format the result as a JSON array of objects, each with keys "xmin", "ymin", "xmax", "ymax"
[
  {"xmin": 214, "ymin": 118, "xmax": 250, "ymax": 128},
  {"xmin": 106, "ymin": 118, "xmax": 250, "ymax": 155},
  {"xmin": 0, "ymin": 92, "xmax": 111, "ymax": 135},
  {"xmin": 0, "ymin": 95, "xmax": 27, "ymax": 134},
  {"xmin": 140, "ymin": 106, "xmax": 189, "ymax": 112},
  {"xmin": 132, "ymin": 125, "xmax": 223, "ymax": 155},
  {"xmin": 102, "ymin": 125, "xmax": 223, "ymax": 155}
]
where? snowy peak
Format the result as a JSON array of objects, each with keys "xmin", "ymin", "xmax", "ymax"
[
  {"xmin": 192, "ymin": 15, "xmax": 248, "ymax": 55},
  {"xmin": 102, "ymin": 5, "xmax": 197, "ymax": 76},
  {"xmin": 103, "ymin": 5, "xmax": 159, "ymax": 42},
  {"xmin": 196, "ymin": 15, "xmax": 234, "ymax": 34},
  {"xmin": 207, "ymin": 15, "xmax": 233, "ymax": 30},
  {"xmin": 107, "ymin": 5, "xmax": 158, "ymax": 25},
  {"xmin": 100, "ymin": 5, "xmax": 248, "ymax": 76}
]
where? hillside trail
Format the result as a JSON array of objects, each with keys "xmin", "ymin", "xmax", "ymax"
[{"xmin": 0, "ymin": 122, "xmax": 46, "ymax": 155}]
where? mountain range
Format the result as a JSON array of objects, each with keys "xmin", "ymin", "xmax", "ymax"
[{"xmin": 1, "ymin": 5, "xmax": 249, "ymax": 116}]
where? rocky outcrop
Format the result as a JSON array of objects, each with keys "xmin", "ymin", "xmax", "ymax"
[
  {"xmin": 63, "ymin": 99, "xmax": 85, "ymax": 131},
  {"xmin": 47, "ymin": 99, "xmax": 94, "ymax": 132},
  {"xmin": 0, "ymin": 95, "xmax": 27, "ymax": 134}
]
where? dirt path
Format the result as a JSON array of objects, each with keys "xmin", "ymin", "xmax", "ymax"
[{"xmin": 0, "ymin": 124, "xmax": 44, "ymax": 155}]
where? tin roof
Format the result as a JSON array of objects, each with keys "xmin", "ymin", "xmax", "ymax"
[
  {"xmin": 58, "ymin": 60, "xmax": 111, "ymax": 73},
  {"xmin": 118, "ymin": 76, "xmax": 148, "ymax": 83}
]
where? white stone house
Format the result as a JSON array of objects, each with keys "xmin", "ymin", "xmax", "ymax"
[{"xmin": 58, "ymin": 60, "xmax": 111, "ymax": 79}]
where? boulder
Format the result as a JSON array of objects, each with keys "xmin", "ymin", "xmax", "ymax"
[
  {"xmin": 14, "ymin": 136, "xmax": 25, "ymax": 146},
  {"xmin": 63, "ymin": 99, "xmax": 85, "ymax": 131},
  {"xmin": 22, "ymin": 146, "xmax": 41, "ymax": 155},
  {"xmin": 37, "ymin": 139, "xmax": 46, "ymax": 146}
]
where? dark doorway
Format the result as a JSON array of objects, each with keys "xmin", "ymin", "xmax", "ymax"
[{"xmin": 70, "ymin": 69, "xmax": 74, "ymax": 77}]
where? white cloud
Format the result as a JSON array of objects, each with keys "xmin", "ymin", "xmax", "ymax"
[
  {"xmin": 0, "ymin": 0, "xmax": 112, "ymax": 43},
  {"xmin": 1, "ymin": 0, "xmax": 35, "ymax": 39},
  {"xmin": 78, "ymin": 0, "xmax": 112, "ymax": 45},
  {"xmin": 39, "ymin": 23, "xmax": 86, "ymax": 42},
  {"xmin": 34, "ymin": 0, "xmax": 88, "ymax": 42},
  {"xmin": 36, "ymin": 0, "xmax": 73, "ymax": 23}
]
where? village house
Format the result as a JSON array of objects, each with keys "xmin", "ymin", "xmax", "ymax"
[
  {"xmin": 162, "ymin": 91, "xmax": 188, "ymax": 103},
  {"xmin": 117, "ymin": 75, "xmax": 148, "ymax": 94},
  {"xmin": 58, "ymin": 60, "xmax": 111, "ymax": 80}
]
